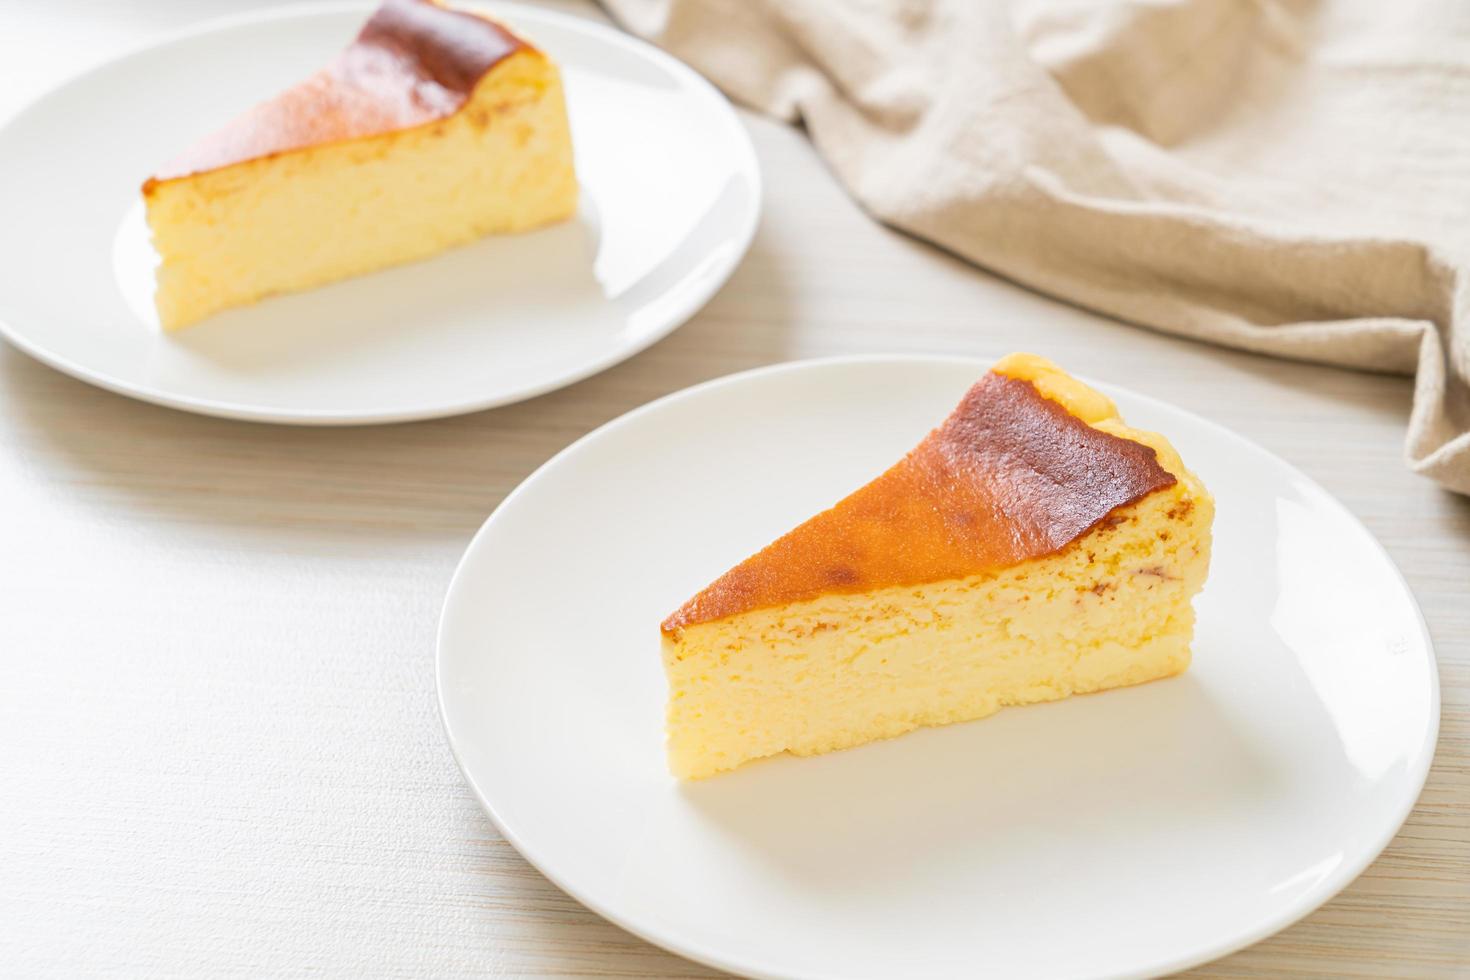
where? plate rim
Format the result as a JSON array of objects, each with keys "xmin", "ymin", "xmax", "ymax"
[
  {"xmin": 0, "ymin": 0, "xmax": 762, "ymax": 426},
  {"xmin": 435, "ymin": 353, "xmax": 1441, "ymax": 980}
]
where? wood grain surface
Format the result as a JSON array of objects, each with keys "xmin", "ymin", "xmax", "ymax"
[{"xmin": 1, "ymin": 2, "xmax": 1466, "ymax": 976}]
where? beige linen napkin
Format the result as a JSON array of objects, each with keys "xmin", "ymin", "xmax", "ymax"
[{"xmin": 602, "ymin": 0, "xmax": 1470, "ymax": 495}]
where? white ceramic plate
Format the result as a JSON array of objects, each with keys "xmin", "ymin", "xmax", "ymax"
[
  {"xmin": 0, "ymin": 2, "xmax": 759, "ymax": 424},
  {"xmin": 437, "ymin": 356, "xmax": 1439, "ymax": 980}
]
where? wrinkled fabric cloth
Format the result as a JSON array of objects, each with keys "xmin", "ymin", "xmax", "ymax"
[{"xmin": 602, "ymin": 0, "xmax": 1470, "ymax": 494}]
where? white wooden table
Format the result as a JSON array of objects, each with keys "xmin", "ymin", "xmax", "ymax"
[{"xmin": 2, "ymin": 2, "xmax": 1466, "ymax": 976}]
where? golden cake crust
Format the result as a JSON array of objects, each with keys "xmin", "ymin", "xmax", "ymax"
[
  {"xmin": 661, "ymin": 371, "xmax": 1177, "ymax": 633},
  {"xmin": 143, "ymin": 0, "xmax": 527, "ymax": 190}
]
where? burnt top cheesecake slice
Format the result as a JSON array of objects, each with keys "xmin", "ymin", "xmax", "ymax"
[
  {"xmin": 144, "ymin": 0, "xmax": 577, "ymax": 330},
  {"xmin": 661, "ymin": 353, "xmax": 1213, "ymax": 779}
]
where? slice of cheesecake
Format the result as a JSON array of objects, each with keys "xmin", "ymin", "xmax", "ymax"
[
  {"xmin": 142, "ymin": 0, "xmax": 577, "ymax": 330},
  {"xmin": 661, "ymin": 354, "xmax": 1214, "ymax": 779}
]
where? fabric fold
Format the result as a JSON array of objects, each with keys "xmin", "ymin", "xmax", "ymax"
[{"xmin": 603, "ymin": 0, "xmax": 1470, "ymax": 494}]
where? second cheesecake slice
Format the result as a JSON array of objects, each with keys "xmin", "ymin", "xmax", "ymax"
[{"xmin": 143, "ymin": 0, "xmax": 578, "ymax": 330}]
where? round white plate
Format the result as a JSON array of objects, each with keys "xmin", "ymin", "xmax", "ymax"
[
  {"xmin": 437, "ymin": 356, "xmax": 1439, "ymax": 980},
  {"xmin": 0, "ymin": 2, "xmax": 759, "ymax": 424}
]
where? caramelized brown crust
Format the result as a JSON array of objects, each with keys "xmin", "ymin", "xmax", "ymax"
[
  {"xmin": 144, "ymin": 0, "xmax": 526, "ymax": 189},
  {"xmin": 661, "ymin": 373, "xmax": 1177, "ymax": 633}
]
